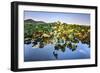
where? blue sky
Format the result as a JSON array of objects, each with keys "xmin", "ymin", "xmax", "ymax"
[{"xmin": 24, "ymin": 11, "xmax": 90, "ymax": 25}]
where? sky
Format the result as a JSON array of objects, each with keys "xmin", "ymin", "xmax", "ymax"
[{"xmin": 24, "ymin": 11, "xmax": 90, "ymax": 25}]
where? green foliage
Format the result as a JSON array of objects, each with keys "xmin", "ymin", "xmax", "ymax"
[{"xmin": 24, "ymin": 20, "xmax": 90, "ymax": 52}]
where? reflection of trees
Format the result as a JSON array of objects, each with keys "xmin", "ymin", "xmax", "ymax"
[{"xmin": 53, "ymin": 51, "xmax": 58, "ymax": 59}]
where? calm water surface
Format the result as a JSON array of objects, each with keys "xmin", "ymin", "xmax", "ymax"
[{"xmin": 24, "ymin": 41, "xmax": 90, "ymax": 62}]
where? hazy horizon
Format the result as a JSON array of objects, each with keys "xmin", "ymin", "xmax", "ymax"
[{"xmin": 24, "ymin": 11, "xmax": 90, "ymax": 25}]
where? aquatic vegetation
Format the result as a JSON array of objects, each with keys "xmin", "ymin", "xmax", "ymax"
[{"xmin": 24, "ymin": 20, "xmax": 90, "ymax": 58}]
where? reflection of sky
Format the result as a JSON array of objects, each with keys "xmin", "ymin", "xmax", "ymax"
[
  {"xmin": 24, "ymin": 42, "xmax": 90, "ymax": 61},
  {"xmin": 24, "ymin": 11, "xmax": 90, "ymax": 25}
]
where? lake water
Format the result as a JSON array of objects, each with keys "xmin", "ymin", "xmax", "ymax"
[{"xmin": 24, "ymin": 41, "xmax": 90, "ymax": 62}]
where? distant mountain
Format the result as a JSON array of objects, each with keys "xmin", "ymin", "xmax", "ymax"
[{"xmin": 24, "ymin": 19, "xmax": 46, "ymax": 24}]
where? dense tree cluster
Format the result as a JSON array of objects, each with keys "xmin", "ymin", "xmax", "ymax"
[{"xmin": 24, "ymin": 20, "xmax": 90, "ymax": 52}]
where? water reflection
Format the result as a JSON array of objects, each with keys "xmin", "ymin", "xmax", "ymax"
[
  {"xmin": 24, "ymin": 39, "xmax": 90, "ymax": 61},
  {"xmin": 53, "ymin": 51, "xmax": 58, "ymax": 59}
]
